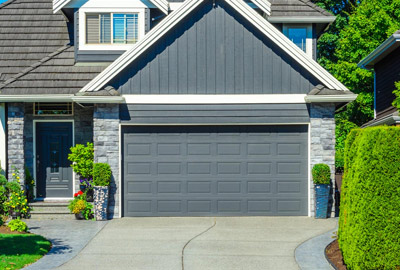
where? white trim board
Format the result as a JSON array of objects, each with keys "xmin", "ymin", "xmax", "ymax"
[
  {"xmin": 250, "ymin": 0, "xmax": 271, "ymax": 16},
  {"xmin": 122, "ymin": 94, "xmax": 307, "ymax": 104},
  {"xmin": 33, "ymin": 120, "xmax": 75, "ymax": 199},
  {"xmin": 80, "ymin": 0, "xmax": 349, "ymax": 93}
]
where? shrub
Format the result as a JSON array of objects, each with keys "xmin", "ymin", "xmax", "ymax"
[
  {"xmin": 339, "ymin": 126, "xmax": 400, "ymax": 270},
  {"xmin": 312, "ymin": 164, "xmax": 331, "ymax": 185},
  {"xmin": 93, "ymin": 163, "xmax": 112, "ymax": 187},
  {"xmin": 68, "ymin": 193, "xmax": 93, "ymax": 220},
  {"xmin": 8, "ymin": 219, "xmax": 28, "ymax": 232},
  {"xmin": 68, "ymin": 142, "xmax": 94, "ymax": 179}
]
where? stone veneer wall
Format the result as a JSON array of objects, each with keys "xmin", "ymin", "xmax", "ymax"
[
  {"xmin": 24, "ymin": 103, "xmax": 94, "ymax": 195},
  {"xmin": 7, "ymin": 103, "xmax": 25, "ymax": 183},
  {"xmin": 310, "ymin": 103, "xmax": 336, "ymax": 217},
  {"xmin": 93, "ymin": 104, "xmax": 120, "ymax": 219}
]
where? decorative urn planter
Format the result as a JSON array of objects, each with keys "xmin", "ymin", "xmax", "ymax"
[
  {"xmin": 75, "ymin": 213, "xmax": 85, "ymax": 220},
  {"xmin": 315, "ymin": 184, "xmax": 331, "ymax": 219},
  {"xmin": 93, "ymin": 186, "xmax": 109, "ymax": 221},
  {"xmin": 10, "ymin": 211, "xmax": 21, "ymax": 220}
]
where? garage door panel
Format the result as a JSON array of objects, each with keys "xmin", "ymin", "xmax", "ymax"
[{"xmin": 123, "ymin": 125, "xmax": 308, "ymax": 216}]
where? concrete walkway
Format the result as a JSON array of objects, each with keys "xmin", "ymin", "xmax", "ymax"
[
  {"xmin": 57, "ymin": 217, "xmax": 337, "ymax": 270},
  {"xmin": 23, "ymin": 219, "xmax": 107, "ymax": 270}
]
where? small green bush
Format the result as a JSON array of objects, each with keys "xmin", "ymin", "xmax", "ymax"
[
  {"xmin": 8, "ymin": 219, "xmax": 28, "ymax": 232},
  {"xmin": 339, "ymin": 126, "xmax": 400, "ymax": 270},
  {"xmin": 68, "ymin": 142, "xmax": 94, "ymax": 178},
  {"xmin": 93, "ymin": 163, "xmax": 112, "ymax": 187},
  {"xmin": 312, "ymin": 164, "xmax": 331, "ymax": 185}
]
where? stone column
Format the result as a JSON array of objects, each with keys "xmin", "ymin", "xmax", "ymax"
[
  {"xmin": 93, "ymin": 104, "xmax": 120, "ymax": 219},
  {"xmin": 310, "ymin": 103, "xmax": 336, "ymax": 217},
  {"xmin": 7, "ymin": 103, "xmax": 25, "ymax": 183}
]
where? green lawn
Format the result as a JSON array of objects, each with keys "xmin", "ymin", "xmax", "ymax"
[{"xmin": 0, "ymin": 234, "xmax": 51, "ymax": 270}]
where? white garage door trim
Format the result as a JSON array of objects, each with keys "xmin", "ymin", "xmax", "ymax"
[{"xmin": 118, "ymin": 123, "xmax": 312, "ymax": 218}]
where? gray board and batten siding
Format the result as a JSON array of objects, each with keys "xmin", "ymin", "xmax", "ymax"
[
  {"xmin": 108, "ymin": 0, "xmax": 320, "ymax": 95},
  {"xmin": 122, "ymin": 125, "xmax": 309, "ymax": 217},
  {"xmin": 120, "ymin": 104, "xmax": 310, "ymax": 125}
]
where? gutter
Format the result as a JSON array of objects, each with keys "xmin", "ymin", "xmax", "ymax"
[
  {"xmin": 0, "ymin": 95, "xmax": 125, "ymax": 103},
  {"xmin": 267, "ymin": 16, "xmax": 336, "ymax": 24},
  {"xmin": 305, "ymin": 94, "xmax": 358, "ymax": 103},
  {"xmin": 363, "ymin": 115, "xmax": 400, "ymax": 127},
  {"xmin": 358, "ymin": 34, "xmax": 400, "ymax": 69}
]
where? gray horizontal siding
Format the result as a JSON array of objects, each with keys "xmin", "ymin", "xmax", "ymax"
[
  {"xmin": 110, "ymin": 0, "xmax": 320, "ymax": 95},
  {"xmin": 120, "ymin": 104, "xmax": 310, "ymax": 124}
]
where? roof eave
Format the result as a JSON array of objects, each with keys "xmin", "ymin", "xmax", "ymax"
[
  {"xmin": 358, "ymin": 34, "xmax": 400, "ymax": 70},
  {"xmin": 0, "ymin": 95, "xmax": 125, "ymax": 103},
  {"xmin": 250, "ymin": 0, "xmax": 271, "ymax": 16},
  {"xmin": 267, "ymin": 16, "xmax": 336, "ymax": 24}
]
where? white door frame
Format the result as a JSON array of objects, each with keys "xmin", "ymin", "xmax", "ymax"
[{"xmin": 33, "ymin": 120, "xmax": 75, "ymax": 201}]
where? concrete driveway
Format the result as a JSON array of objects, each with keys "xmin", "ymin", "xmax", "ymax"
[{"xmin": 57, "ymin": 217, "xmax": 337, "ymax": 270}]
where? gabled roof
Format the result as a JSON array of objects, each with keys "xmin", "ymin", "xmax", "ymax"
[
  {"xmin": 0, "ymin": 0, "xmax": 106, "ymax": 95},
  {"xmin": 358, "ymin": 30, "xmax": 400, "ymax": 70},
  {"xmin": 0, "ymin": 0, "xmax": 69, "ymax": 82},
  {"xmin": 81, "ymin": 0, "xmax": 348, "ymax": 93},
  {"xmin": 268, "ymin": 0, "xmax": 335, "ymax": 23},
  {"xmin": 53, "ymin": 0, "xmax": 170, "ymax": 14}
]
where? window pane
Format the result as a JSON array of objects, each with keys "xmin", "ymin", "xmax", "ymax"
[
  {"xmin": 113, "ymin": 14, "xmax": 126, "ymax": 44},
  {"xmin": 86, "ymin": 14, "xmax": 100, "ymax": 44},
  {"xmin": 288, "ymin": 28, "xmax": 307, "ymax": 52},
  {"xmin": 126, "ymin": 14, "xmax": 138, "ymax": 44},
  {"xmin": 113, "ymin": 13, "xmax": 139, "ymax": 44},
  {"xmin": 100, "ymin": 14, "xmax": 111, "ymax": 44}
]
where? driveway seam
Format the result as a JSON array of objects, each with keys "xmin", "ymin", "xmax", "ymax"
[{"xmin": 181, "ymin": 218, "xmax": 217, "ymax": 270}]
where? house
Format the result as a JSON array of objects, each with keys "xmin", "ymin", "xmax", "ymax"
[
  {"xmin": 359, "ymin": 30, "xmax": 400, "ymax": 127},
  {"xmin": 0, "ymin": 0, "xmax": 356, "ymax": 218}
]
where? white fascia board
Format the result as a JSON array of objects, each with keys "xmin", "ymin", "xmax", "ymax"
[
  {"xmin": 364, "ymin": 115, "xmax": 400, "ymax": 127},
  {"xmin": 267, "ymin": 16, "xmax": 336, "ymax": 24},
  {"xmin": 54, "ymin": 0, "xmax": 167, "ymax": 14},
  {"xmin": 250, "ymin": 0, "xmax": 271, "ymax": 16},
  {"xmin": 150, "ymin": 0, "xmax": 169, "ymax": 14},
  {"xmin": 225, "ymin": 0, "xmax": 348, "ymax": 91},
  {"xmin": 81, "ymin": 0, "xmax": 348, "ymax": 93},
  {"xmin": 304, "ymin": 94, "xmax": 358, "ymax": 103},
  {"xmin": 0, "ymin": 95, "xmax": 125, "ymax": 103},
  {"xmin": 122, "ymin": 94, "xmax": 307, "ymax": 104},
  {"xmin": 80, "ymin": 0, "xmax": 205, "ymax": 93},
  {"xmin": 358, "ymin": 34, "xmax": 400, "ymax": 69},
  {"xmin": 53, "ymin": 0, "xmax": 71, "ymax": 13}
]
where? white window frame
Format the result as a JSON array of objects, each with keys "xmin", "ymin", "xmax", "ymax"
[
  {"xmin": 283, "ymin": 24, "xmax": 313, "ymax": 59},
  {"xmin": 79, "ymin": 7, "xmax": 145, "ymax": 51}
]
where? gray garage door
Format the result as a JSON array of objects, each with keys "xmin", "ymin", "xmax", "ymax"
[{"xmin": 122, "ymin": 125, "xmax": 308, "ymax": 217}]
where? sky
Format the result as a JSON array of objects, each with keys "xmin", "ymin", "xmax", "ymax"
[{"xmin": 0, "ymin": 0, "xmax": 7, "ymax": 4}]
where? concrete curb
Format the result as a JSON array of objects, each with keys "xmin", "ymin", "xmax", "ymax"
[{"xmin": 295, "ymin": 227, "xmax": 337, "ymax": 270}]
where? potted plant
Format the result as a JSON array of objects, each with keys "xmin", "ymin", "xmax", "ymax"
[
  {"xmin": 68, "ymin": 191, "xmax": 93, "ymax": 220},
  {"xmin": 312, "ymin": 163, "xmax": 331, "ymax": 219},
  {"xmin": 68, "ymin": 143, "xmax": 94, "ymax": 202},
  {"xmin": 93, "ymin": 163, "xmax": 112, "ymax": 221}
]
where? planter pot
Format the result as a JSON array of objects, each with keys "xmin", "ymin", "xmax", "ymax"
[
  {"xmin": 86, "ymin": 188, "xmax": 94, "ymax": 202},
  {"xmin": 75, "ymin": 213, "xmax": 85, "ymax": 220},
  {"xmin": 10, "ymin": 211, "xmax": 21, "ymax": 220},
  {"xmin": 315, "ymin": 184, "xmax": 331, "ymax": 219},
  {"xmin": 79, "ymin": 184, "xmax": 86, "ymax": 192},
  {"xmin": 93, "ymin": 186, "xmax": 109, "ymax": 221}
]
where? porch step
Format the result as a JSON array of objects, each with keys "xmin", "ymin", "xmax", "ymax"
[{"xmin": 29, "ymin": 201, "xmax": 73, "ymax": 219}]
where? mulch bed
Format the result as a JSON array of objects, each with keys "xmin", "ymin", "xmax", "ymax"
[
  {"xmin": 325, "ymin": 239, "xmax": 347, "ymax": 270},
  {"xmin": 0, "ymin": 225, "xmax": 28, "ymax": 235}
]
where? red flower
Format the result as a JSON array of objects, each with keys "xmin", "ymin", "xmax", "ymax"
[
  {"xmin": 77, "ymin": 191, "xmax": 83, "ymax": 196},
  {"xmin": 74, "ymin": 193, "xmax": 78, "ymax": 197}
]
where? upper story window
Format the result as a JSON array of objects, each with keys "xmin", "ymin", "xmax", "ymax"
[
  {"xmin": 283, "ymin": 24, "xmax": 314, "ymax": 59},
  {"xmin": 86, "ymin": 13, "xmax": 139, "ymax": 45},
  {"xmin": 287, "ymin": 27, "xmax": 307, "ymax": 52}
]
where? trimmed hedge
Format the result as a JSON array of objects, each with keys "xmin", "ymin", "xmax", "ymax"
[
  {"xmin": 312, "ymin": 164, "xmax": 331, "ymax": 185},
  {"xmin": 93, "ymin": 163, "xmax": 112, "ymax": 187},
  {"xmin": 338, "ymin": 126, "xmax": 400, "ymax": 270}
]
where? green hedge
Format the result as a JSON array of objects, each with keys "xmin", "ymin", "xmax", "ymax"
[
  {"xmin": 339, "ymin": 126, "xmax": 400, "ymax": 270},
  {"xmin": 312, "ymin": 164, "xmax": 331, "ymax": 184}
]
